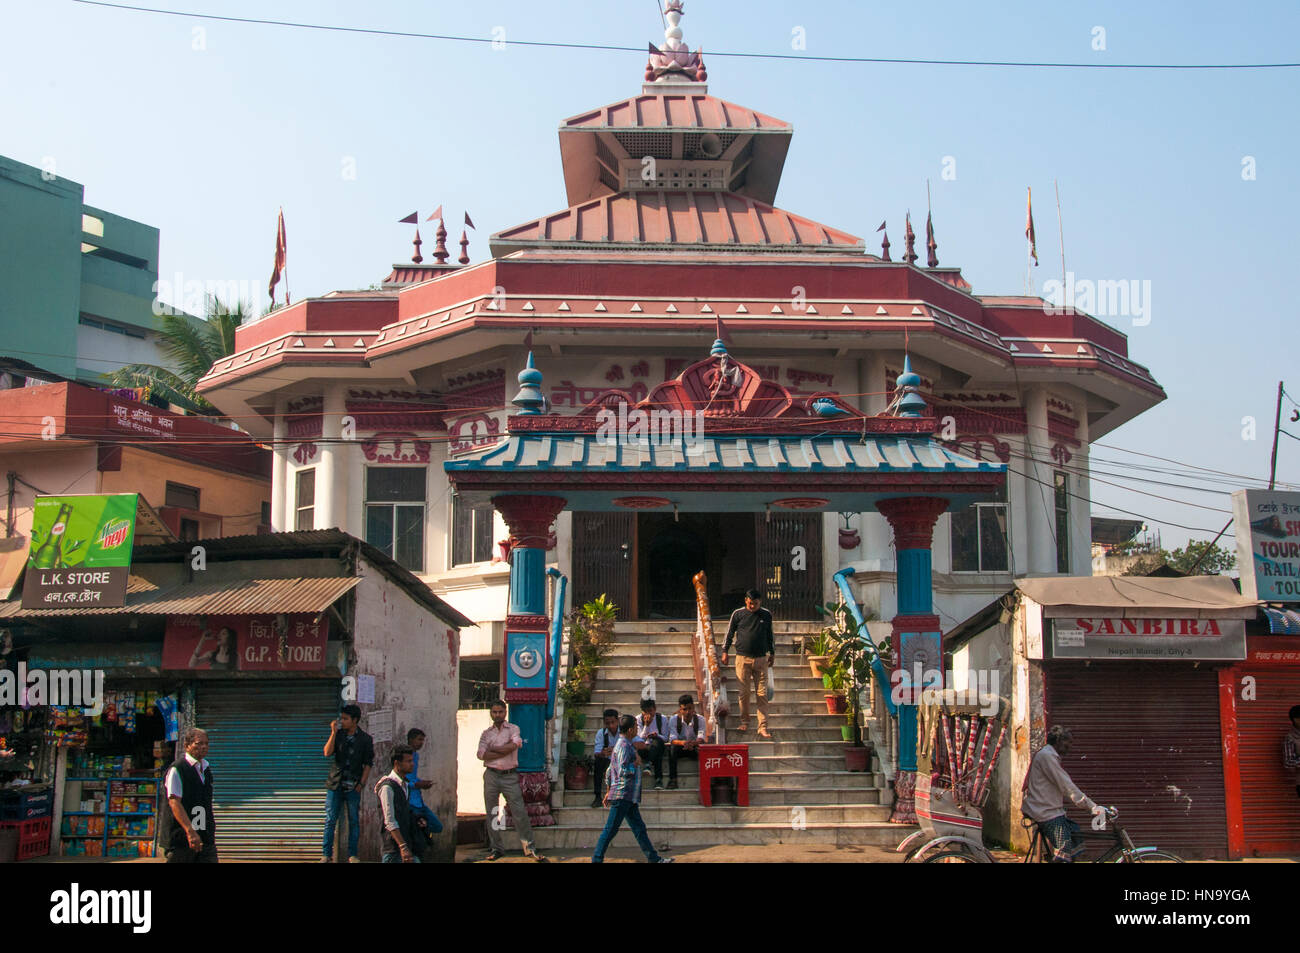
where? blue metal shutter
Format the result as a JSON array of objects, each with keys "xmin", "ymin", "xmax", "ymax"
[{"xmin": 198, "ymin": 680, "xmax": 341, "ymax": 861}]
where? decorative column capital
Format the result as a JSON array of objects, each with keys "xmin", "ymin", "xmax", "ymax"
[
  {"xmin": 492, "ymin": 494, "xmax": 567, "ymax": 549},
  {"xmin": 877, "ymin": 496, "xmax": 948, "ymax": 550}
]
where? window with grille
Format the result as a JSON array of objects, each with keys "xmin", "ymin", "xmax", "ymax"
[
  {"xmin": 1054, "ymin": 471, "xmax": 1071, "ymax": 573},
  {"xmin": 452, "ymin": 497, "xmax": 495, "ymax": 566},
  {"xmin": 365, "ymin": 467, "xmax": 426, "ymax": 572},
  {"xmin": 951, "ymin": 504, "xmax": 1009, "ymax": 573},
  {"xmin": 295, "ymin": 469, "xmax": 315, "ymax": 531}
]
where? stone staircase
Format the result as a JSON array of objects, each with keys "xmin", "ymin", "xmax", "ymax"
[{"xmin": 532, "ymin": 621, "xmax": 914, "ymax": 850}]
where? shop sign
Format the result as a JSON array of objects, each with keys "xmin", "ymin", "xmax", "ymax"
[
  {"xmin": 1049, "ymin": 617, "xmax": 1246, "ymax": 660},
  {"xmin": 1232, "ymin": 489, "xmax": 1300, "ymax": 600},
  {"xmin": 162, "ymin": 614, "xmax": 328, "ymax": 671},
  {"xmin": 22, "ymin": 494, "xmax": 137, "ymax": 609}
]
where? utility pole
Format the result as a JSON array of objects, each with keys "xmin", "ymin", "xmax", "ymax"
[{"xmin": 1268, "ymin": 380, "xmax": 1284, "ymax": 489}]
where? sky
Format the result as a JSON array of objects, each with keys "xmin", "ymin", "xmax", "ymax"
[{"xmin": 2, "ymin": 0, "xmax": 1298, "ymax": 551}]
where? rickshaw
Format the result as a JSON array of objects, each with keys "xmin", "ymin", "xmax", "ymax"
[{"xmin": 897, "ymin": 700, "xmax": 1006, "ymax": 863}]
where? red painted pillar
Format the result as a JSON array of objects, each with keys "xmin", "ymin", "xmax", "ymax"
[{"xmin": 1218, "ymin": 666, "xmax": 1244, "ymax": 858}]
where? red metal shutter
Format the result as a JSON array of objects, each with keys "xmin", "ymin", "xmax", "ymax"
[
  {"xmin": 1044, "ymin": 663, "xmax": 1228, "ymax": 859},
  {"xmin": 1233, "ymin": 668, "xmax": 1300, "ymax": 856}
]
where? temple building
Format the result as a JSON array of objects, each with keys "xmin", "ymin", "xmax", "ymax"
[{"xmin": 198, "ymin": 3, "xmax": 1164, "ymax": 841}]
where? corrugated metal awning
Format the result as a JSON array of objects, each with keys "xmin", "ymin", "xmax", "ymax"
[{"xmin": 0, "ymin": 576, "xmax": 360, "ymax": 619}]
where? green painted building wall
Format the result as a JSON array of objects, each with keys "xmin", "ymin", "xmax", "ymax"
[{"xmin": 1, "ymin": 155, "xmax": 164, "ymax": 382}]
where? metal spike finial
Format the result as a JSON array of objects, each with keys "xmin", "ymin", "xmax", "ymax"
[
  {"xmin": 903, "ymin": 214, "xmax": 918, "ymax": 265},
  {"xmin": 458, "ymin": 230, "xmax": 470, "ymax": 265},
  {"xmin": 433, "ymin": 217, "xmax": 449, "ymax": 264},
  {"xmin": 411, "ymin": 228, "xmax": 423, "ymax": 264},
  {"xmin": 512, "ymin": 351, "xmax": 546, "ymax": 415}
]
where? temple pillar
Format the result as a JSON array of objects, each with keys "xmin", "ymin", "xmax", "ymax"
[
  {"xmin": 316, "ymin": 386, "xmax": 345, "ymax": 531},
  {"xmin": 494, "ymin": 492, "xmax": 567, "ymax": 829},
  {"xmin": 876, "ymin": 495, "xmax": 948, "ymax": 824},
  {"xmin": 271, "ymin": 397, "xmax": 288, "ymax": 531}
]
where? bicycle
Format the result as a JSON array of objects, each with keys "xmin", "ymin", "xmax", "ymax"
[{"xmin": 924, "ymin": 807, "xmax": 1184, "ymax": 863}]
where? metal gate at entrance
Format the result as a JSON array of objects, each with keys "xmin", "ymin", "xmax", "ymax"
[
  {"xmin": 198, "ymin": 679, "xmax": 341, "ymax": 861},
  {"xmin": 754, "ymin": 512, "xmax": 823, "ymax": 620}
]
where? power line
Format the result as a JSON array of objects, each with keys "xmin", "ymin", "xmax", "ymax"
[{"xmin": 69, "ymin": 1, "xmax": 1300, "ymax": 71}]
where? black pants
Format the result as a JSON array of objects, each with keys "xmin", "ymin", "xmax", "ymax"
[
  {"xmin": 636, "ymin": 738, "xmax": 665, "ymax": 781},
  {"xmin": 165, "ymin": 841, "xmax": 218, "ymax": 863},
  {"xmin": 669, "ymin": 744, "xmax": 699, "ymax": 781},
  {"xmin": 593, "ymin": 756, "xmax": 611, "ymax": 799}
]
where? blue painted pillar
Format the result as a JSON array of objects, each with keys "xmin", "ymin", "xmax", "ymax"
[{"xmin": 876, "ymin": 496, "xmax": 948, "ymax": 825}]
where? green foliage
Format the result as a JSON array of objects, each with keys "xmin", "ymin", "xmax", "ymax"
[
  {"xmin": 1118, "ymin": 538, "xmax": 1236, "ymax": 576},
  {"xmin": 818, "ymin": 600, "xmax": 879, "ymax": 747},
  {"xmin": 558, "ymin": 595, "xmax": 620, "ymax": 736},
  {"xmin": 107, "ymin": 295, "xmax": 249, "ymax": 415}
]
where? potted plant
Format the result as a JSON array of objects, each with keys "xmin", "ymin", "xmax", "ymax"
[
  {"xmin": 823, "ymin": 663, "xmax": 848, "ymax": 714},
  {"xmin": 840, "ymin": 709, "xmax": 855, "ymax": 743},
  {"xmin": 807, "ymin": 631, "xmax": 835, "ymax": 678},
  {"xmin": 820, "ymin": 599, "xmax": 878, "ymax": 771},
  {"xmin": 563, "ymin": 754, "xmax": 591, "ymax": 790}
]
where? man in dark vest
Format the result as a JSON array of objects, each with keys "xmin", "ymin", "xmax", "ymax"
[
  {"xmin": 160, "ymin": 727, "xmax": 217, "ymax": 863},
  {"xmin": 374, "ymin": 743, "xmax": 422, "ymax": 863}
]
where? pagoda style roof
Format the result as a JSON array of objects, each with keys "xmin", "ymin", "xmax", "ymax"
[
  {"xmin": 558, "ymin": 91, "xmax": 793, "ymax": 206},
  {"xmin": 491, "ymin": 190, "xmax": 864, "ymax": 256}
]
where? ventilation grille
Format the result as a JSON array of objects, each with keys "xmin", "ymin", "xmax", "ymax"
[
  {"xmin": 613, "ymin": 130, "xmax": 675, "ymax": 158},
  {"xmin": 622, "ymin": 159, "xmax": 729, "ymax": 191}
]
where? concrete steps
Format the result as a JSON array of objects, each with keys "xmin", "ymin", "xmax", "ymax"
[{"xmin": 539, "ymin": 617, "xmax": 914, "ymax": 850}]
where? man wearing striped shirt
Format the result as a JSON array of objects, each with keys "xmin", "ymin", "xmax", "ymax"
[{"xmin": 591, "ymin": 715, "xmax": 673, "ymax": 864}]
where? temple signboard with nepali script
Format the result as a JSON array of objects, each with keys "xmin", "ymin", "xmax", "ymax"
[{"xmin": 22, "ymin": 494, "xmax": 137, "ymax": 609}]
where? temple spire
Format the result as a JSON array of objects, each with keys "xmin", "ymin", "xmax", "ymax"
[
  {"xmin": 645, "ymin": 1, "xmax": 707, "ymax": 85},
  {"xmin": 411, "ymin": 228, "xmax": 423, "ymax": 264},
  {"xmin": 512, "ymin": 351, "xmax": 546, "ymax": 415},
  {"xmin": 895, "ymin": 355, "xmax": 928, "ymax": 417},
  {"xmin": 903, "ymin": 213, "xmax": 918, "ymax": 264}
]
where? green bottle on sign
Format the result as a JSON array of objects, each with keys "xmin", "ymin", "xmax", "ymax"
[{"xmin": 32, "ymin": 503, "xmax": 74, "ymax": 569}]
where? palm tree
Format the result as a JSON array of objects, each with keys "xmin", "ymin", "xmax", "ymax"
[{"xmin": 108, "ymin": 296, "xmax": 249, "ymax": 414}]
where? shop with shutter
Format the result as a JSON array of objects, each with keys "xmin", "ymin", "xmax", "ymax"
[
  {"xmin": 2, "ymin": 530, "xmax": 471, "ymax": 862},
  {"xmin": 1220, "ymin": 630, "xmax": 1300, "ymax": 858},
  {"xmin": 946, "ymin": 575, "xmax": 1259, "ymax": 859}
]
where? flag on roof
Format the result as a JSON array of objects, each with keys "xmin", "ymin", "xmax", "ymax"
[{"xmin": 1026, "ymin": 187, "xmax": 1039, "ymax": 266}]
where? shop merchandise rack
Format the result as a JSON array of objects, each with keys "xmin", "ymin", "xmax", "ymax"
[{"xmin": 61, "ymin": 775, "xmax": 160, "ymax": 858}]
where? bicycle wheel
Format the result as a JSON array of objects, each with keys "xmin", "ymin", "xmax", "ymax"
[
  {"xmin": 1130, "ymin": 850, "xmax": 1184, "ymax": 864},
  {"xmin": 925, "ymin": 850, "xmax": 980, "ymax": 863}
]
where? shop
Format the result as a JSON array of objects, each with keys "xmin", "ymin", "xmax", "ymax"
[
  {"xmin": 947, "ymin": 575, "xmax": 1259, "ymax": 859},
  {"xmin": 2, "ymin": 529, "xmax": 470, "ymax": 862},
  {"xmin": 1220, "ymin": 628, "xmax": 1300, "ymax": 857}
]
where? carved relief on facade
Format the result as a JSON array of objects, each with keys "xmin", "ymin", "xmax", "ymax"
[
  {"xmin": 360, "ymin": 432, "xmax": 431, "ymax": 464},
  {"xmin": 448, "ymin": 414, "xmax": 502, "ymax": 455}
]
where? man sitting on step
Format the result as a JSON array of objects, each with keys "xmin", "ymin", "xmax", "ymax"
[
  {"xmin": 591, "ymin": 709, "xmax": 621, "ymax": 808},
  {"xmin": 634, "ymin": 698, "xmax": 669, "ymax": 791},
  {"xmin": 668, "ymin": 694, "xmax": 707, "ymax": 790}
]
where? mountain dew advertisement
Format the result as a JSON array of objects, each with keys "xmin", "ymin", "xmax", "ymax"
[{"xmin": 22, "ymin": 494, "xmax": 138, "ymax": 609}]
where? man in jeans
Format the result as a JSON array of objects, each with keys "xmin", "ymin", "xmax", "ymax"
[
  {"xmin": 591, "ymin": 715, "xmax": 673, "ymax": 864},
  {"xmin": 405, "ymin": 728, "xmax": 443, "ymax": 855},
  {"xmin": 322, "ymin": 704, "xmax": 374, "ymax": 863},
  {"xmin": 477, "ymin": 700, "xmax": 545, "ymax": 862},
  {"xmin": 721, "ymin": 588, "xmax": 775, "ymax": 739},
  {"xmin": 1022, "ymin": 725, "xmax": 1103, "ymax": 862}
]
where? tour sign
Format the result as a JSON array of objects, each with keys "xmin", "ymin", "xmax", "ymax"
[
  {"xmin": 1232, "ymin": 489, "xmax": 1300, "ymax": 601},
  {"xmin": 22, "ymin": 494, "xmax": 138, "ymax": 609}
]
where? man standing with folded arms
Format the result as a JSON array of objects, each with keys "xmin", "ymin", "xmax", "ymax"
[
  {"xmin": 478, "ymin": 700, "xmax": 545, "ymax": 862},
  {"xmin": 721, "ymin": 588, "xmax": 775, "ymax": 739}
]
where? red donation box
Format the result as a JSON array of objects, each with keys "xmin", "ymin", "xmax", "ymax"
[{"xmin": 698, "ymin": 744, "xmax": 749, "ymax": 807}]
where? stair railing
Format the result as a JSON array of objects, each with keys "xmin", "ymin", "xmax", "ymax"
[
  {"xmin": 546, "ymin": 567, "xmax": 569, "ymax": 783},
  {"xmin": 833, "ymin": 567, "xmax": 897, "ymax": 717},
  {"xmin": 691, "ymin": 571, "xmax": 728, "ymax": 744}
]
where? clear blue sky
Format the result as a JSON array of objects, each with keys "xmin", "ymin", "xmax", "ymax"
[{"xmin": 3, "ymin": 0, "xmax": 1297, "ymax": 550}]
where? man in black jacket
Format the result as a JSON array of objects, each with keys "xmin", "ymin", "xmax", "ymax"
[
  {"xmin": 322, "ymin": 704, "xmax": 374, "ymax": 862},
  {"xmin": 721, "ymin": 588, "xmax": 775, "ymax": 738},
  {"xmin": 160, "ymin": 728, "xmax": 217, "ymax": 863},
  {"xmin": 375, "ymin": 743, "xmax": 423, "ymax": 863}
]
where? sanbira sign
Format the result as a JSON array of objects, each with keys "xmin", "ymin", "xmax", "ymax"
[{"xmin": 1050, "ymin": 616, "xmax": 1246, "ymax": 660}]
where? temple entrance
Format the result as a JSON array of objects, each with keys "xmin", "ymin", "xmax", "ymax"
[{"xmin": 637, "ymin": 512, "xmax": 755, "ymax": 620}]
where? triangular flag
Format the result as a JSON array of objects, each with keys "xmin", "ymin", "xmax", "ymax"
[
  {"xmin": 876, "ymin": 220, "xmax": 887, "ymax": 232},
  {"xmin": 464, "ymin": 212, "xmax": 476, "ymax": 230},
  {"xmin": 426, "ymin": 205, "xmax": 444, "ymax": 222},
  {"xmin": 398, "ymin": 212, "xmax": 418, "ymax": 224}
]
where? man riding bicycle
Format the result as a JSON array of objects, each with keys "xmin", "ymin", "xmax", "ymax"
[{"xmin": 1022, "ymin": 725, "xmax": 1103, "ymax": 862}]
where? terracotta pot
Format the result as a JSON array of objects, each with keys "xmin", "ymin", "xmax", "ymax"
[
  {"xmin": 809, "ymin": 655, "xmax": 831, "ymax": 678},
  {"xmin": 564, "ymin": 762, "xmax": 589, "ymax": 790},
  {"xmin": 825, "ymin": 693, "xmax": 847, "ymax": 715},
  {"xmin": 843, "ymin": 744, "xmax": 871, "ymax": 772}
]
